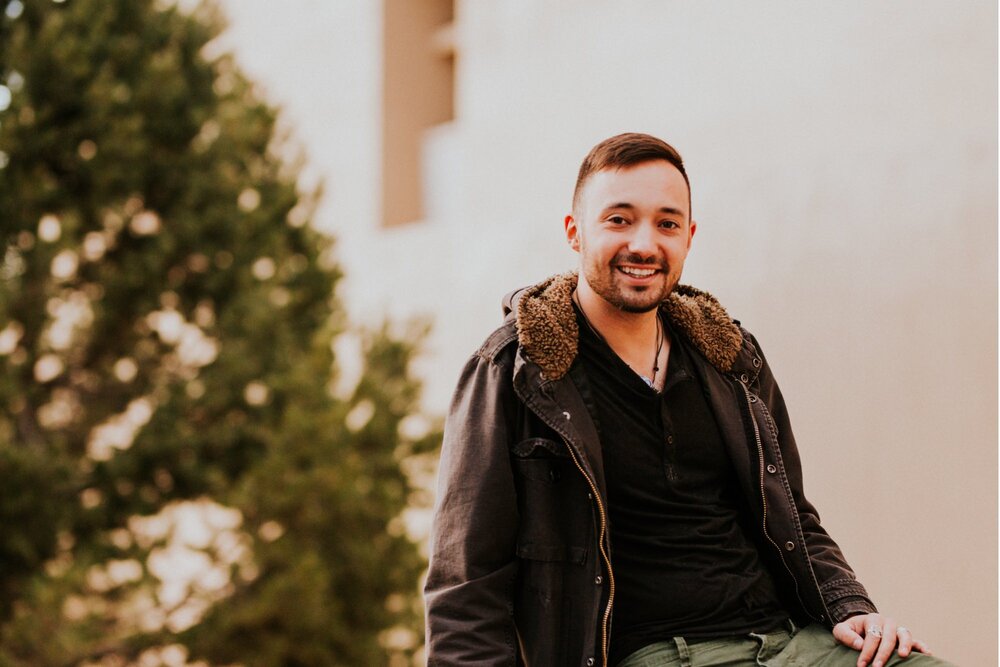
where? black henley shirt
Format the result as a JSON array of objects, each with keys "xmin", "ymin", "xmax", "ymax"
[{"xmin": 573, "ymin": 305, "xmax": 787, "ymax": 666}]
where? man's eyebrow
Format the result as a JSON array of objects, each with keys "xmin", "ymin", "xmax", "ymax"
[
  {"xmin": 603, "ymin": 202, "xmax": 636, "ymax": 211},
  {"xmin": 602, "ymin": 202, "xmax": 686, "ymax": 216},
  {"xmin": 658, "ymin": 206, "xmax": 685, "ymax": 216}
]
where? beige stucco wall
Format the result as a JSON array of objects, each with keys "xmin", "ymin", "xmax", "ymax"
[{"xmin": 218, "ymin": 1, "xmax": 996, "ymax": 664}]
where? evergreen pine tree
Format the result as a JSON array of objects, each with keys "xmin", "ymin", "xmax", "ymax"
[{"xmin": 0, "ymin": 1, "xmax": 436, "ymax": 663}]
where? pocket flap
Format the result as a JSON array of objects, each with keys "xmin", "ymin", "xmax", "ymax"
[
  {"xmin": 516, "ymin": 542, "xmax": 588, "ymax": 564},
  {"xmin": 512, "ymin": 437, "xmax": 568, "ymax": 458}
]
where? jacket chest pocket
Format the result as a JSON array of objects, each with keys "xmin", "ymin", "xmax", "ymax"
[{"xmin": 510, "ymin": 438, "xmax": 592, "ymax": 564}]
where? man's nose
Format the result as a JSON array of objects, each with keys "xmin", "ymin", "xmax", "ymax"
[{"xmin": 627, "ymin": 222, "xmax": 658, "ymax": 257}]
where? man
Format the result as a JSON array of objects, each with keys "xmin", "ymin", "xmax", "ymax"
[{"xmin": 424, "ymin": 133, "xmax": 951, "ymax": 667}]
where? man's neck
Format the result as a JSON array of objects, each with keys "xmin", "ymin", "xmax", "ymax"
[{"xmin": 575, "ymin": 278, "xmax": 661, "ymax": 352}]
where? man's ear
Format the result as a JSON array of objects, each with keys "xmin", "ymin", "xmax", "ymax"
[
  {"xmin": 564, "ymin": 214, "xmax": 581, "ymax": 252},
  {"xmin": 688, "ymin": 219, "xmax": 697, "ymax": 249}
]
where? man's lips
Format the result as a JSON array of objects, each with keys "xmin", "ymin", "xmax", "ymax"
[{"xmin": 615, "ymin": 265, "xmax": 661, "ymax": 279}]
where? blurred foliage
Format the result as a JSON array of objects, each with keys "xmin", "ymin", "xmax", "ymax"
[{"xmin": 0, "ymin": 0, "xmax": 439, "ymax": 664}]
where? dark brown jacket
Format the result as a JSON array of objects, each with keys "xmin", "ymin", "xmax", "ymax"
[{"xmin": 424, "ymin": 273, "xmax": 876, "ymax": 666}]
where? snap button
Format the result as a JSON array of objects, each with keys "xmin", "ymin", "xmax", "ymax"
[
  {"xmin": 595, "ymin": 575, "xmax": 602, "ymax": 585},
  {"xmin": 766, "ymin": 464, "xmax": 777, "ymax": 474},
  {"xmin": 753, "ymin": 358, "xmax": 761, "ymax": 368},
  {"xmin": 667, "ymin": 435, "xmax": 674, "ymax": 444},
  {"xmin": 784, "ymin": 541, "xmax": 795, "ymax": 551},
  {"xmin": 563, "ymin": 411, "xmax": 571, "ymax": 420},
  {"xmin": 587, "ymin": 659, "xmax": 595, "ymax": 666},
  {"xmin": 740, "ymin": 373, "xmax": 749, "ymax": 383}
]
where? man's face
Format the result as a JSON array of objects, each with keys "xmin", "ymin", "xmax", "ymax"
[{"xmin": 565, "ymin": 160, "xmax": 696, "ymax": 313}]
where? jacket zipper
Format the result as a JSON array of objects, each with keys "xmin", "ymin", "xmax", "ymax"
[
  {"xmin": 524, "ymin": 383, "xmax": 614, "ymax": 666},
  {"xmin": 736, "ymin": 377, "xmax": 812, "ymax": 616},
  {"xmin": 560, "ymin": 436, "xmax": 614, "ymax": 667}
]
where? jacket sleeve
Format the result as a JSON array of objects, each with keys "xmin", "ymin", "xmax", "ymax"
[
  {"xmin": 424, "ymin": 350, "xmax": 521, "ymax": 665},
  {"xmin": 749, "ymin": 333, "xmax": 878, "ymax": 624}
]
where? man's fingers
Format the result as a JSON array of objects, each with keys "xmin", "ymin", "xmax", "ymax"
[
  {"xmin": 857, "ymin": 621, "xmax": 882, "ymax": 667},
  {"xmin": 895, "ymin": 627, "xmax": 914, "ymax": 657},
  {"xmin": 838, "ymin": 614, "xmax": 932, "ymax": 667},
  {"xmin": 833, "ymin": 621, "xmax": 864, "ymax": 650},
  {"xmin": 871, "ymin": 618, "xmax": 898, "ymax": 667}
]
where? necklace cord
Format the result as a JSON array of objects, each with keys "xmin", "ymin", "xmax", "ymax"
[{"xmin": 573, "ymin": 290, "xmax": 664, "ymax": 386}]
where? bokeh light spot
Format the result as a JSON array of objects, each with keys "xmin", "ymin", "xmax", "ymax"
[
  {"xmin": 34, "ymin": 353, "xmax": 65, "ymax": 382},
  {"xmin": 78, "ymin": 139, "xmax": 97, "ymax": 160},
  {"xmin": 345, "ymin": 399, "xmax": 375, "ymax": 432},
  {"xmin": 0, "ymin": 322, "xmax": 24, "ymax": 355},
  {"xmin": 257, "ymin": 521, "xmax": 284, "ymax": 542},
  {"xmin": 268, "ymin": 287, "xmax": 291, "ymax": 307},
  {"xmin": 130, "ymin": 210, "xmax": 161, "ymax": 236},
  {"xmin": 185, "ymin": 379, "xmax": 205, "ymax": 399},
  {"xmin": 80, "ymin": 488, "xmax": 102, "ymax": 509},
  {"xmin": 237, "ymin": 187, "xmax": 260, "ymax": 212},
  {"xmin": 38, "ymin": 214, "xmax": 62, "ymax": 242},
  {"xmin": 113, "ymin": 357, "xmax": 139, "ymax": 382},
  {"xmin": 243, "ymin": 381, "xmax": 270, "ymax": 406},
  {"xmin": 251, "ymin": 257, "xmax": 275, "ymax": 280},
  {"xmin": 5, "ymin": 71, "xmax": 24, "ymax": 92},
  {"xmin": 4, "ymin": 1, "xmax": 24, "ymax": 19},
  {"xmin": 50, "ymin": 249, "xmax": 79, "ymax": 280},
  {"xmin": 286, "ymin": 203, "xmax": 308, "ymax": 227},
  {"xmin": 83, "ymin": 231, "xmax": 107, "ymax": 261}
]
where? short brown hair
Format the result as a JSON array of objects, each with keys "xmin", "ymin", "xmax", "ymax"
[{"xmin": 572, "ymin": 132, "xmax": 691, "ymax": 214}]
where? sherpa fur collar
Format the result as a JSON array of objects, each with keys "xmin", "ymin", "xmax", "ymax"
[{"xmin": 514, "ymin": 272, "xmax": 743, "ymax": 380}]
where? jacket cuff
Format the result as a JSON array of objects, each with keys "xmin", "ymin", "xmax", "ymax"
[{"xmin": 820, "ymin": 577, "xmax": 878, "ymax": 624}]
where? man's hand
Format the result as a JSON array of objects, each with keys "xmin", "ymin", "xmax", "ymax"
[{"xmin": 832, "ymin": 613, "xmax": 933, "ymax": 667}]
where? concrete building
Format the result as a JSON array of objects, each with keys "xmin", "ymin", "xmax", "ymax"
[{"xmin": 217, "ymin": 2, "xmax": 996, "ymax": 664}]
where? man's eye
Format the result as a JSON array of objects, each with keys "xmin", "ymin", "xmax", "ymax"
[
  {"xmin": 607, "ymin": 215, "xmax": 628, "ymax": 225},
  {"xmin": 659, "ymin": 219, "xmax": 680, "ymax": 229}
]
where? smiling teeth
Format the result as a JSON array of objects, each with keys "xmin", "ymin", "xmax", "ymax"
[{"xmin": 620, "ymin": 267, "xmax": 656, "ymax": 277}]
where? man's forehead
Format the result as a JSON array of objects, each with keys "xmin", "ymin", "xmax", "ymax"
[{"xmin": 583, "ymin": 161, "xmax": 690, "ymax": 212}]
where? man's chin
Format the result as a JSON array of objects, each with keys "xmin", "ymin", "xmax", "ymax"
[
  {"xmin": 583, "ymin": 270, "xmax": 675, "ymax": 313},
  {"xmin": 606, "ymin": 289, "xmax": 666, "ymax": 313},
  {"xmin": 612, "ymin": 283, "xmax": 672, "ymax": 313},
  {"xmin": 617, "ymin": 300, "xmax": 662, "ymax": 314}
]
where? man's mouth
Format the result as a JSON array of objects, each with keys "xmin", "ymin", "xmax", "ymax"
[{"xmin": 617, "ymin": 266, "xmax": 659, "ymax": 278}]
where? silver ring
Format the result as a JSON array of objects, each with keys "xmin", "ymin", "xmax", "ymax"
[
  {"xmin": 897, "ymin": 626, "xmax": 909, "ymax": 635},
  {"xmin": 867, "ymin": 625, "xmax": 883, "ymax": 638}
]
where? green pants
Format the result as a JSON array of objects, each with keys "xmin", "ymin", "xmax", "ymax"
[{"xmin": 617, "ymin": 623, "xmax": 954, "ymax": 667}]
